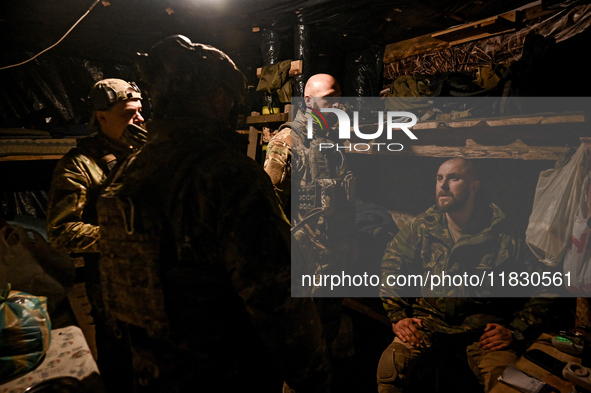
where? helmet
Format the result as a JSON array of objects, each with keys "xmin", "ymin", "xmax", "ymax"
[
  {"xmin": 88, "ymin": 79, "xmax": 142, "ymax": 111},
  {"xmin": 139, "ymin": 35, "xmax": 247, "ymax": 118}
]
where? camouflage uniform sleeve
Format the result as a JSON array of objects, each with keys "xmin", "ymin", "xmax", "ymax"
[
  {"xmin": 380, "ymin": 219, "xmax": 422, "ymax": 323},
  {"xmin": 46, "ymin": 152, "xmax": 103, "ymax": 253},
  {"xmin": 263, "ymin": 130, "xmax": 291, "ymax": 210},
  {"xmin": 187, "ymin": 155, "xmax": 330, "ymax": 392}
]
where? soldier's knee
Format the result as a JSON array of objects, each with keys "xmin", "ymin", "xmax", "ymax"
[
  {"xmin": 377, "ymin": 343, "xmax": 411, "ymax": 388},
  {"xmin": 377, "ymin": 346, "xmax": 398, "ymax": 385}
]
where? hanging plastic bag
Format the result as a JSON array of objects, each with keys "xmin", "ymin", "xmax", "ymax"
[
  {"xmin": 564, "ymin": 173, "xmax": 591, "ymax": 294},
  {"xmin": 526, "ymin": 143, "xmax": 588, "ymax": 266},
  {"xmin": 0, "ymin": 285, "xmax": 51, "ymax": 384}
]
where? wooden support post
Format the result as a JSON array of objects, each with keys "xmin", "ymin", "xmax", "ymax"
[
  {"xmin": 284, "ymin": 104, "xmax": 294, "ymax": 122},
  {"xmin": 247, "ymin": 126, "xmax": 259, "ymax": 160}
]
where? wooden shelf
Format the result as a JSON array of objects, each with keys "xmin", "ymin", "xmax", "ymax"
[
  {"xmin": 246, "ymin": 113, "xmax": 289, "ymax": 124},
  {"xmin": 343, "ymin": 139, "xmax": 571, "ymax": 160},
  {"xmin": 0, "ymin": 155, "xmax": 65, "ymax": 162},
  {"xmin": 383, "ymin": 4, "xmax": 556, "ymax": 64},
  {"xmin": 0, "ymin": 138, "xmax": 77, "ymax": 162},
  {"xmin": 342, "ymin": 113, "xmax": 590, "ymax": 160},
  {"xmin": 411, "ymin": 114, "xmax": 586, "ymax": 129},
  {"xmin": 431, "ymin": 13, "xmax": 516, "ymax": 45}
]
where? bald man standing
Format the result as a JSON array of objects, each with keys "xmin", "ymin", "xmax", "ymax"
[
  {"xmin": 263, "ymin": 73, "xmax": 342, "ymax": 220},
  {"xmin": 264, "ymin": 75, "xmax": 356, "ymax": 392}
]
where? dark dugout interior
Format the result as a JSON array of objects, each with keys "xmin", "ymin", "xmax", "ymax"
[
  {"xmin": 2, "ymin": 0, "xmax": 558, "ymax": 218},
  {"xmin": 1, "ymin": 0, "xmax": 544, "ymax": 132},
  {"xmin": 2, "ymin": 0, "xmax": 591, "ymax": 134},
  {"xmin": 1, "ymin": 0, "xmax": 589, "ymax": 391}
]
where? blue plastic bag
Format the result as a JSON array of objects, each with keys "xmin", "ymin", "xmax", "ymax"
[{"xmin": 0, "ymin": 285, "xmax": 51, "ymax": 384}]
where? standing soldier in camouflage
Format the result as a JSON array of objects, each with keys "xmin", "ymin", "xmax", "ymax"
[
  {"xmin": 377, "ymin": 158, "xmax": 565, "ymax": 393},
  {"xmin": 264, "ymin": 74, "xmax": 357, "ymax": 389},
  {"xmin": 96, "ymin": 35, "xmax": 330, "ymax": 392},
  {"xmin": 263, "ymin": 73, "xmax": 343, "ymax": 221},
  {"xmin": 46, "ymin": 78, "xmax": 145, "ymax": 392},
  {"xmin": 265, "ymin": 73, "xmax": 354, "ymax": 293}
]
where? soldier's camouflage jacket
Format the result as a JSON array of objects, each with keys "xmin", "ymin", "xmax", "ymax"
[
  {"xmin": 380, "ymin": 202, "xmax": 564, "ymax": 339},
  {"xmin": 97, "ymin": 118, "xmax": 330, "ymax": 392},
  {"xmin": 264, "ymin": 110, "xmax": 349, "ymax": 220},
  {"xmin": 281, "ymin": 110, "xmax": 356, "ymax": 296},
  {"xmin": 263, "ymin": 127, "xmax": 292, "ymax": 219},
  {"xmin": 46, "ymin": 131, "xmax": 134, "ymax": 253}
]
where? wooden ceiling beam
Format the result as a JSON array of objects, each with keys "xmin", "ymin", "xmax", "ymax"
[{"xmin": 383, "ymin": 4, "xmax": 557, "ymax": 64}]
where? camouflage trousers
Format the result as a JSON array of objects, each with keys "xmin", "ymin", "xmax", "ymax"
[
  {"xmin": 84, "ymin": 255, "xmax": 134, "ymax": 393},
  {"xmin": 377, "ymin": 335, "xmax": 518, "ymax": 393}
]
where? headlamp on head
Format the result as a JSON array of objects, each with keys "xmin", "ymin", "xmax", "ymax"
[{"xmin": 89, "ymin": 79, "xmax": 142, "ymax": 111}]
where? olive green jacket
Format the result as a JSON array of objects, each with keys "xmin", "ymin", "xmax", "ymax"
[
  {"xmin": 46, "ymin": 132, "xmax": 133, "ymax": 253},
  {"xmin": 381, "ymin": 203, "xmax": 562, "ymax": 338}
]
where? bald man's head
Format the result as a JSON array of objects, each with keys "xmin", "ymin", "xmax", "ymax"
[
  {"xmin": 304, "ymin": 74, "xmax": 341, "ymax": 111},
  {"xmin": 304, "ymin": 74, "xmax": 341, "ymax": 98}
]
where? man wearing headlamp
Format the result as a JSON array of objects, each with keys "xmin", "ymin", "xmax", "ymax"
[{"xmin": 46, "ymin": 78, "xmax": 145, "ymax": 393}]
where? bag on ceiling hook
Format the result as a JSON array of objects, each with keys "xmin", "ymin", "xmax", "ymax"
[{"xmin": 526, "ymin": 143, "xmax": 589, "ymax": 267}]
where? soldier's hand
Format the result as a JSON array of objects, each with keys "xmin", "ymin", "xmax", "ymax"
[
  {"xmin": 478, "ymin": 323, "xmax": 513, "ymax": 351},
  {"xmin": 392, "ymin": 318, "xmax": 424, "ymax": 347}
]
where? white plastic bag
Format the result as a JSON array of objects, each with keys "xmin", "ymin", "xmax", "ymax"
[
  {"xmin": 564, "ymin": 175, "xmax": 591, "ymax": 294},
  {"xmin": 526, "ymin": 143, "xmax": 588, "ymax": 266}
]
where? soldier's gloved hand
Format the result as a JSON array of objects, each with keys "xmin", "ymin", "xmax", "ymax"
[
  {"xmin": 478, "ymin": 323, "xmax": 513, "ymax": 351},
  {"xmin": 392, "ymin": 318, "xmax": 424, "ymax": 347}
]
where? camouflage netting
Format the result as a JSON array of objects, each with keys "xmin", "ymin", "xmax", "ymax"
[
  {"xmin": 383, "ymin": 3, "xmax": 591, "ymax": 89},
  {"xmin": 383, "ymin": 40, "xmax": 513, "ymax": 83}
]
